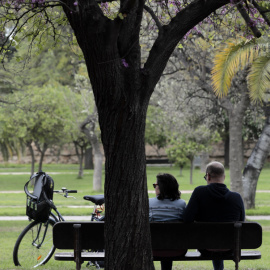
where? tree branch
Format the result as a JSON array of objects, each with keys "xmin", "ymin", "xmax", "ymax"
[
  {"xmin": 143, "ymin": 5, "xmax": 162, "ymax": 32},
  {"xmin": 144, "ymin": 0, "xmax": 230, "ymax": 91},
  {"xmin": 233, "ymin": 0, "xmax": 261, "ymax": 38},
  {"xmin": 250, "ymin": 0, "xmax": 270, "ymax": 27}
]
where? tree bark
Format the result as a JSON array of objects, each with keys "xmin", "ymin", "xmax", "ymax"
[
  {"xmin": 243, "ymin": 104, "xmax": 270, "ymax": 209},
  {"xmin": 101, "ymin": 103, "xmax": 152, "ymax": 269}
]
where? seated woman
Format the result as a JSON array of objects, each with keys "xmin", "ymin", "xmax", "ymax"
[{"xmin": 149, "ymin": 173, "xmax": 186, "ymax": 270}]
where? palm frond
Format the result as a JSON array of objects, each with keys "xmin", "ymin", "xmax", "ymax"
[
  {"xmin": 211, "ymin": 37, "xmax": 269, "ymax": 98},
  {"xmin": 248, "ymin": 55, "xmax": 270, "ymax": 103}
]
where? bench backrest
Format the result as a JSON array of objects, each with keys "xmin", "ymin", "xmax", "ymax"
[{"xmin": 53, "ymin": 221, "xmax": 262, "ymax": 250}]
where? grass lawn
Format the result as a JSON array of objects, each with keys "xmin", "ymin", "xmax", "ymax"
[
  {"xmin": 0, "ymin": 163, "xmax": 270, "ymax": 269},
  {"xmin": 1, "ymin": 164, "xmax": 270, "ymax": 216}
]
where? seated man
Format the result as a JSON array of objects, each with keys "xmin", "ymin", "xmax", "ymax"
[
  {"xmin": 183, "ymin": 161, "xmax": 245, "ymax": 270},
  {"xmin": 149, "ymin": 173, "xmax": 186, "ymax": 270}
]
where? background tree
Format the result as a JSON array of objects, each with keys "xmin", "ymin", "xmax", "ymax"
[
  {"xmin": 145, "ymin": 106, "xmax": 168, "ymax": 157},
  {"xmin": 1, "ymin": 1, "xmax": 269, "ymax": 269},
  {"xmin": 0, "ymin": 83, "xmax": 72, "ymax": 173},
  {"xmin": 212, "ymin": 37, "xmax": 270, "ymax": 208},
  {"xmin": 167, "ymin": 128, "xmax": 219, "ymax": 184},
  {"xmin": 72, "ymin": 71, "xmax": 104, "ymax": 191}
]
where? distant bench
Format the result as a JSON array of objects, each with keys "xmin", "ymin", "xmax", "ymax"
[{"xmin": 53, "ymin": 221, "xmax": 262, "ymax": 270}]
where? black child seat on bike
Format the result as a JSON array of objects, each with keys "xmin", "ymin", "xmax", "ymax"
[
  {"xmin": 83, "ymin": 195, "xmax": 104, "ymax": 205},
  {"xmin": 24, "ymin": 171, "xmax": 55, "ymax": 223}
]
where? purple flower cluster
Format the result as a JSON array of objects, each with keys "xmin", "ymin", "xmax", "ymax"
[{"xmin": 121, "ymin": 59, "xmax": 129, "ymax": 68}]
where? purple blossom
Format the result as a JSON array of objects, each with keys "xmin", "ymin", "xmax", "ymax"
[
  {"xmin": 121, "ymin": 59, "xmax": 129, "ymax": 68},
  {"xmin": 74, "ymin": 1, "xmax": 78, "ymax": 5}
]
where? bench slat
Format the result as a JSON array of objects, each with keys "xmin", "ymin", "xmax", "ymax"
[
  {"xmin": 55, "ymin": 252, "xmax": 105, "ymax": 261},
  {"xmin": 53, "ymin": 221, "xmax": 262, "ymax": 250},
  {"xmin": 54, "ymin": 250, "xmax": 261, "ymax": 262}
]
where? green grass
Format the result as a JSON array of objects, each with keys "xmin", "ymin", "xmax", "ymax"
[{"xmin": 1, "ymin": 165, "xmax": 270, "ymax": 216}]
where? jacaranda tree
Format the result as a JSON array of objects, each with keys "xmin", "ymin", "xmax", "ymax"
[{"xmin": 1, "ymin": 1, "xmax": 269, "ymax": 269}]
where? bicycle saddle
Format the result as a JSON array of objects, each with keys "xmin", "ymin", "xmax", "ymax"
[{"xmin": 83, "ymin": 194, "xmax": 105, "ymax": 205}]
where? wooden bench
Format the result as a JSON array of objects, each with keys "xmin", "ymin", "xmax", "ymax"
[{"xmin": 53, "ymin": 221, "xmax": 262, "ymax": 270}]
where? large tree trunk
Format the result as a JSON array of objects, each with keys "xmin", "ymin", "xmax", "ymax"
[
  {"xmin": 243, "ymin": 105, "xmax": 270, "ymax": 209},
  {"xmin": 100, "ymin": 98, "xmax": 153, "ymax": 269},
  {"xmin": 62, "ymin": 1, "xmax": 231, "ymax": 268}
]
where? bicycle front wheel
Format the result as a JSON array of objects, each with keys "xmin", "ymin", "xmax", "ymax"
[{"xmin": 13, "ymin": 218, "xmax": 56, "ymax": 268}]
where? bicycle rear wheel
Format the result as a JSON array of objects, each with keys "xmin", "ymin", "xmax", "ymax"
[{"xmin": 13, "ymin": 218, "xmax": 56, "ymax": 268}]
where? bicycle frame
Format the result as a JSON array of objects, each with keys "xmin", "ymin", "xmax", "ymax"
[
  {"xmin": 32, "ymin": 221, "xmax": 51, "ymax": 249},
  {"xmin": 91, "ymin": 204, "xmax": 105, "ymax": 221}
]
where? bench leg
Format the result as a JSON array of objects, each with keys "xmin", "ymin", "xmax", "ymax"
[
  {"xmin": 234, "ymin": 222, "xmax": 242, "ymax": 270},
  {"xmin": 74, "ymin": 224, "xmax": 83, "ymax": 270}
]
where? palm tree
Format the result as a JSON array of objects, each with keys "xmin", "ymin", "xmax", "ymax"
[
  {"xmin": 211, "ymin": 37, "xmax": 270, "ymax": 208},
  {"xmin": 212, "ymin": 37, "xmax": 270, "ymax": 102}
]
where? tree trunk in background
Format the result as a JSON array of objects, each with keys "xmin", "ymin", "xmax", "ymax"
[
  {"xmin": 81, "ymin": 113, "xmax": 103, "ymax": 191},
  {"xmin": 92, "ymin": 139, "xmax": 103, "ymax": 191},
  {"xmin": 189, "ymin": 157, "xmax": 194, "ymax": 184},
  {"xmin": 27, "ymin": 142, "xmax": 35, "ymax": 175},
  {"xmin": 243, "ymin": 104, "xmax": 270, "ymax": 208},
  {"xmin": 179, "ymin": 166, "xmax": 183, "ymax": 177},
  {"xmin": 74, "ymin": 141, "xmax": 84, "ymax": 178},
  {"xmin": 200, "ymin": 152, "xmax": 209, "ymax": 172},
  {"xmin": 84, "ymin": 146, "xmax": 94, "ymax": 169},
  {"xmin": 35, "ymin": 142, "xmax": 48, "ymax": 172},
  {"xmin": 224, "ymin": 132, "xmax": 230, "ymax": 168},
  {"xmin": 222, "ymin": 70, "xmax": 250, "ymax": 197},
  {"xmin": 229, "ymin": 110, "xmax": 245, "ymax": 195}
]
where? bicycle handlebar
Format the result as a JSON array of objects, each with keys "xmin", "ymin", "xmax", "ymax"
[
  {"xmin": 67, "ymin": 190, "xmax": 77, "ymax": 193},
  {"xmin": 54, "ymin": 188, "xmax": 77, "ymax": 198}
]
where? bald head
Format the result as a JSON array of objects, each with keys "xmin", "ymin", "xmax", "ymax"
[{"xmin": 206, "ymin": 161, "xmax": 225, "ymax": 183}]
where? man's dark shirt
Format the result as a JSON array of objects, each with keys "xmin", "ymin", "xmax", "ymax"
[{"xmin": 183, "ymin": 183, "xmax": 245, "ymax": 222}]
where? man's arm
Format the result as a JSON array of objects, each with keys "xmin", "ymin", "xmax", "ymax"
[
  {"xmin": 239, "ymin": 195, "xmax": 245, "ymax": 221},
  {"xmin": 183, "ymin": 189, "xmax": 199, "ymax": 222}
]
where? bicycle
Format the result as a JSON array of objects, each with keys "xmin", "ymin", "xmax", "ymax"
[
  {"xmin": 13, "ymin": 185, "xmax": 105, "ymax": 269},
  {"xmin": 84, "ymin": 194, "xmax": 105, "ymax": 269}
]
